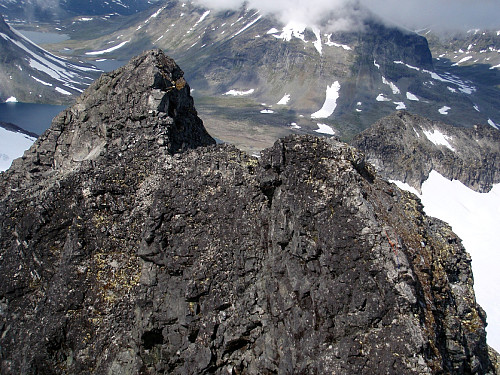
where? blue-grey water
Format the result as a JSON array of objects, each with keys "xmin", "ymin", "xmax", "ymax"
[
  {"xmin": 16, "ymin": 29, "xmax": 70, "ymax": 45},
  {"xmin": 92, "ymin": 59, "xmax": 127, "ymax": 72},
  {"xmin": 0, "ymin": 102, "xmax": 67, "ymax": 136}
]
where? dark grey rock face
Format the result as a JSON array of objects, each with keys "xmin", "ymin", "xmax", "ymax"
[
  {"xmin": 0, "ymin": 51, "xmax": 495, "ymax": 374},
  {"xmin": 351, "ymin": 111, "xmax": 500, "ymax": 192}
]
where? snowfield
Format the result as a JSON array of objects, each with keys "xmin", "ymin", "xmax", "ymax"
[
  {"xmin": 311, "ymin": 81, "xmax": 341, "ymax": 119},
  {"xmin": 391, "ymin": 172, "xmax": 500, "ymax": 351},
  {"xmin": 314, "ymin": 123, "xmax": 335, "ymax": 135},
  {"xmin": 0, "ymin": 127, "xmax": 36, "ymax": 171}
]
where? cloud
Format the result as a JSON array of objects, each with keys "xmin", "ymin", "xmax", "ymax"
[
  {"xmin": 194, "ymin": 0, "xmax": 367, "ymax": 32},
  {"xmin": 192, "ymin": 0, "xmax": 500, "ymax": 32},
  {"xmin": 362, "ymin": 0, "xmax": 500, "ymax": 33}
]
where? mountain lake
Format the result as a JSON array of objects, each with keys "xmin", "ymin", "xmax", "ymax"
[{"xmin": 0, "ymin": 102, "xmax": 67, "ymax": 135}]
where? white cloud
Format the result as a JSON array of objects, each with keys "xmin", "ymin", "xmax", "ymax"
[
  {"xmin": 194, "ymin": 0, "xmax": 368, "ymax": 32},
  {"xmin": 192, "ymin": 0, "xmax": 500, "ymax": 32}
]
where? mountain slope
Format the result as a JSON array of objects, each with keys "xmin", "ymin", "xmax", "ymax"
[
  {"xmin": 0, "ymin": 49, "xmax": 496, "ymax": 374},
  {"xmin": 0, "ymin": 14, "xmax": 101, "ymax": 104},
  {"xmin": 0, "ymin": 0, "xmax": 162, "ymax": 21},
  {"xmin": 351, "ymin": 111, "xmax": 500, "ymax": 193},
  {"xmin": 42, "ymin": 1, "xmax": 500, "ymax": 142}
]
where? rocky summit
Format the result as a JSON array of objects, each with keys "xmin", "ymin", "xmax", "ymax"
[{"xmin": 0, "ymin": 50, "xmax": 496, "ymax": 374}]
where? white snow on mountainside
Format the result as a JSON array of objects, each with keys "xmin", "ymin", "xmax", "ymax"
[
  {"xmin": 311, "ymin": 81, "xmax": 341, "ymax": 119},
  {"xmin": 391, "ymin": 171, "xmax": 500, "ymax": 351},
  {"xmin": 0, "ymin": 127, "xmax": 36, "ymax": 171}
]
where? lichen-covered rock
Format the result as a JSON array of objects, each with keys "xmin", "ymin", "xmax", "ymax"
[
  {"xmin": 0, "ymin": 51, "xmax": 495, "ymax": 374},
  {"xmin": 351, "ymin": 111, "xmax": 500, "ymax": 192}
]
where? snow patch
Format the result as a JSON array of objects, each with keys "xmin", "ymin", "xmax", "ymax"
[
  {"xmin": 31, "ymin": 76, "xmax": 52, "ymax": 86},
  {"xmin": 232, "ymin": 15, "xmax": 262, "ymax": 38},
  {"xmin": 55, "ymin": 87, "xmax": 72, "ymax": 96},
  {"xmin": 311, "ymin": 81, "xmax": 341, "ymax": 119},
  {"xmin": 423, "ymin": 129, "xmax": 455, "ymax": 151},
  {"xmin": 438, "ymin": 106, "xmax": 451, "ymax": 115},
  {"xmin": 194, "ymin": 10, "xmax": 210, "ymax": 27},
  {"xmin": 373, "ymin": 60, "xmax": 380, "ymax": 69},
  {"xmin": 272, "ymin": 22, "xmax": 306, "ymax": 42},
  {"xmin": 0, "ymin": 127, "xmax": 36, "ymax": 171},
  {"xmin": 277, "ymin": 94, "xmax": 290, "ymax": 105},
  {"xmin": 452, "ymin": 56, "xmax": 473, "ymax": 66},
  {"xmin": 224, "ymin": 89, "xmax": 254, "ymax": 96},
  {"xmin": 488, "ymin": 119, "xmax": 499, "ymax": 129},
  {"xmin": 376, "ymin": 93, "xmax": 391, "ymax": 102},
  {"xmin": 406, "ymin": 92, "xmax": 419, "ymax": 101},
  {"xmin": 260, "ymin": 109, "xmax": 274, "ymax": 114},
  {"xmin": 394, "ymin": 60, "xmax": 420, "ymax": 71},
  {"xmin": 314, "ymin": 123, "xmax": 335, "ymax": 135},
  {"xmin": 394, "ymin": 102, "xmax": 406, "ymax": 110},
  {"xmin": 312, "ymin": 27, "xmax": 322, "ymax": 55},
  {"xmin": 85, "ymin": 41, "xmax": 129, "ymax": 55},
  {"xmin": 324, "ymin": 36, "xmax": 351, "ymax": 50},
  {"xmin": 382, "ymin": 76, "xmax": 400, "ymax": 94},
  {"xmin": 425, "ymin": 70, "xmax": 476, "ymax": 95},
  {"xmin": 5, "ymin": 96, "xmax": 17, "ymax": 103}
]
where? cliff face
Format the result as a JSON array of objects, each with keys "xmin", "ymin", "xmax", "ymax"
[
  {"xmin": 351, "ymin": 111, "xmax": 500, "ymax": 193},
  {"xmin": 0, "ymin": 50, "xmax": 495, "ymax": 374}
]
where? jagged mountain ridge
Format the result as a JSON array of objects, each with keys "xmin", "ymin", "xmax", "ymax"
[
  {"xmin": 0, "ymin": 49, "xmax": 496, "ymax": 374},
  {"xmin": 0, "ymin": 14, "xmax": 101, "ymax": 104},
  {"xmin": 351, "ymin": 111, "xmax": 500, "ymax": 193},
  {"xmin": 37, "ymin": 0, "xmax": 500, "ymax": 140},
  {"xmin": 0, "ymin": 0, "xmax": 162, "ymax": 21}
]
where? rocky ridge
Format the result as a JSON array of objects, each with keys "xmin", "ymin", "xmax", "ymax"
[
  {"xmin": 351, "ymin": 111, "xmax": 500, "ymax": 192},
  {"xmin": 0, "ymin": 50, "xmax": 496, "ymax": 374}
]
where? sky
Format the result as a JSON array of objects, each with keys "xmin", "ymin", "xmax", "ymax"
[{"xmin": 193, "ymin": 0, "xmax": 500, "ymax": 33}]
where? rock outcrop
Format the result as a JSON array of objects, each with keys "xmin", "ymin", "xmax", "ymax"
[
  {"xmin": 351, "ymin": 111, "xmax": 500, "ymax": 192},
  {"xmin": 0, "ymin": 50, "xmax": 495, "ymax": 374}
]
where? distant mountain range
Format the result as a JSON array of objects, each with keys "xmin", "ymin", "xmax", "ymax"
[
  {"xmin": 0, "ymin": 1, "xmax": 499, "ymax": 145},
  {"xmin": 0, "ymin": 15, "xmax": 101, "ymax": 104},
  {"xmin": 0, "ymin": 0, "xmax": 162, "ymax": 21}
]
